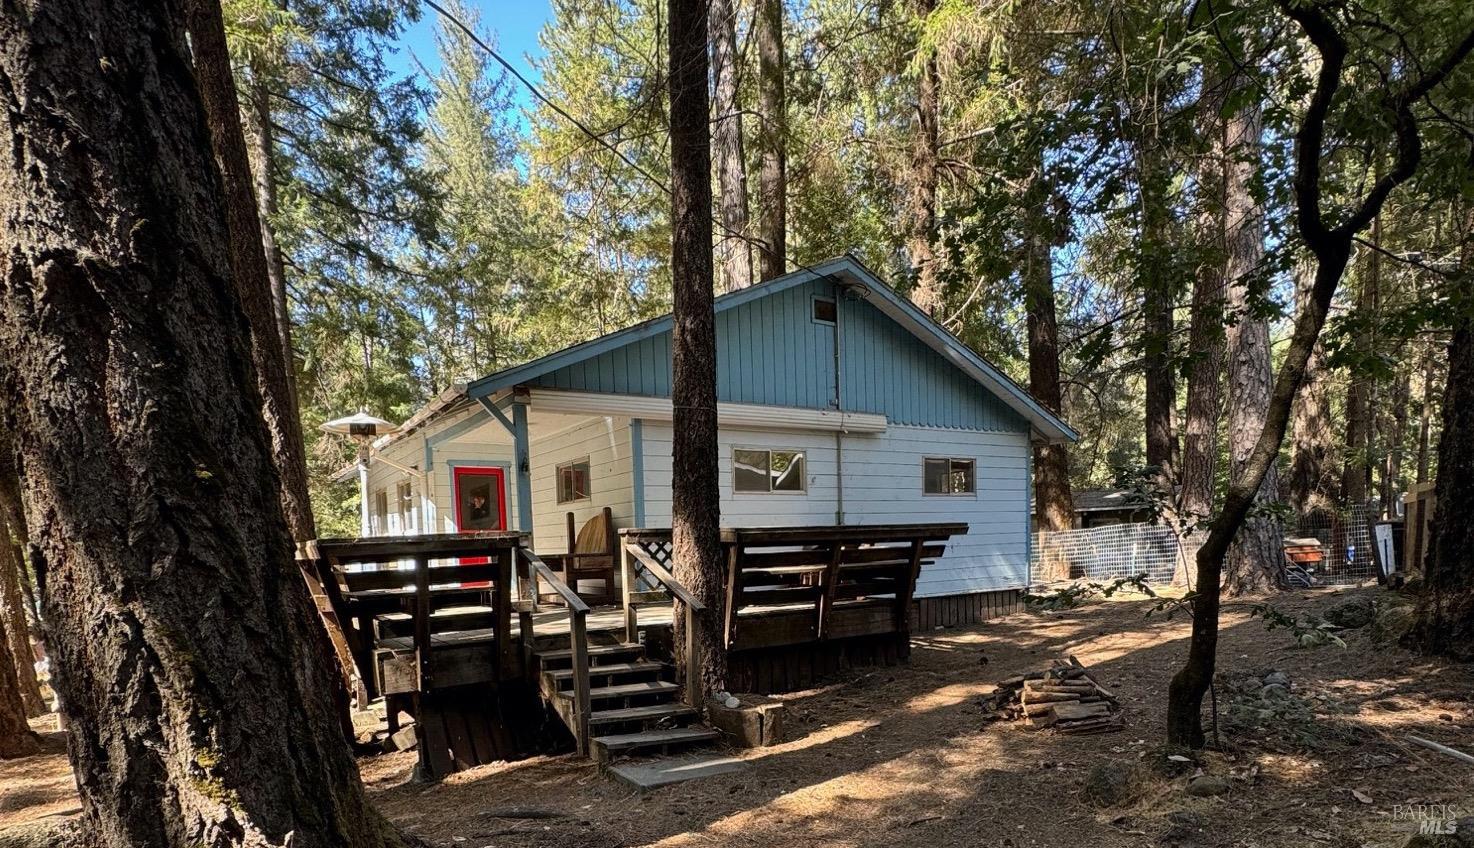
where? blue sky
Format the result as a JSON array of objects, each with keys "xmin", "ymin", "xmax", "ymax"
[{"xmin": 389, "ymin": 1, "xmax": 554, "ymax": 112}]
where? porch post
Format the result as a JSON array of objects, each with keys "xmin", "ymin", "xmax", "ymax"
[
  {"xmin": 512, "ymin": 396, "xmax": 534, "ymax": 536},
  {"xmin": 357, "ymin": 448, "xmax": 371, "ymax": 536}
]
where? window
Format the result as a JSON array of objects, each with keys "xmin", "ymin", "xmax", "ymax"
[
  {"xmin": 812, "ymin": 296, "xmax": 837, "ymax": 324},
  {"xmin": 924, "ymin": 458, "xmax": 976, "ymax": 495},
  {"xmin": 733, "ymin": 448, "xmax": 806, "ymax": 493},
  {"xmin": 396, "ymin": 480, "xmax": 415, "ymax": 533},
  {"xmin": 556, "ymin": 459, "xmax": 591, "ymax": 504},
  {"xmin": 372, "ymin": 488, "xmax": 389, "ymax": 534}
]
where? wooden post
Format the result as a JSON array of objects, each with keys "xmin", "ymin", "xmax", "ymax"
[
  {"xmin": 515, "ymin": 551, "xmax": 534, "ymax": 670},
  {"xmin": 817, "ymin": 541, "xmax": 843, "ymax": 640},
  {"xmin": 412, "ymin": 552, "xmax": 432, "ymax": 777},
  {"xmin": 722, "ymin": 543, "xmax": 741, "ymax": 649},
  {"xmin": 895, "ymin": 538, "xmax": 925, "ymax": 633},
  {"xmin": 684, "ymin": 602, "xmax": 700, "ymax": 709},
  {"xmin": 570, "ymin": 610, "xmax": 591, "ymax": 756},
  {"xmin": 621, "ymin": 539, "xmax": 637, "ymax": 644},
  {"xmin": 495, "ymin": 545, "xmax": 514, "ymax": 680}
]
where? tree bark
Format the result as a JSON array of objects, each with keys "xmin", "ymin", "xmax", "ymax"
[
  {"xmin": 1409, "ymin": 209, "xmax": 1474, "ymax": 658},
  {"xmin": 1140, "ymin": 156, "xmax": 1176, "ymax": 477},
  {"xmin": 0, "ymin": 528, "xmax": 44, "ymax": 717},
  {"xmin": 1178, "ymin": 82, "xmax": 1226, "ymax": 547},
  {"xmin": 0, "ymin": 0, "xmax": 401, "ymax": 842},
  {"xmin": 1024, "ymin": 172, "xmax": 1074, "ymax": 532},
  {"xmin": 1165, "ymin": 1, "xmax": 1474, "ymax": 747},
  {"xmin": 241, "ymin": 70, "xmax": 301, "ymax": 429},
  {"xmin": 1381, "ymin": 369, "xmax": 1410, "ymax": 517},
  {"xmin": 754, "ymin": 0, "xmax": 787, "ymax": 281},
  {"xmin": 186, "ymin": 0, "xmax": 359, "ymax": 726},
  {"xmin": 1341, "ymin": 217, "xmax": 1380, "ymax": 507},
  {"xmin": 905, "ymin": 0, "xmax": 941, "ymax": 316},
  {"xmin": 0, "ymin": 602, "xmax": 41, "ymax": 759},
  {"xmin": 1416, "ymin": 343, "xmax": 1437, "ymax": 484},
  {"xmin": 710, "ymin": 0, "xmax": 751, "ymax": 292},
  {"xmin": 1221, "ymin": 89, "xmax": 1282, "ymax": 596},
  {"xmin": 1289, "ymin": 255, "xmax": 1335, "ymax": 518},
  {"xmin": 668, "ymin": 0, "xmax": 727, "ymax": 696}
]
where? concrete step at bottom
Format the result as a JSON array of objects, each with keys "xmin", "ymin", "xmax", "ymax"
[{"xmin": 605, "ymin": 751, "xmax": 747, "ymax": 791}]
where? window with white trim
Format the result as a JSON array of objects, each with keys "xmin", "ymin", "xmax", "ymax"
[
  {"xmin": 556, "ymin": 459, "xmax": 591, "ymax": 504},
  {"xmin": 396, "ymin": 480, "xmax": 415, "ymax": 533},
  {"xmin": 372, "ymin": 488, "xmax": 389, "ymax": 534},
  {"xmin": 924, "ymin": 457, "xmax": 976, "ymax": 495},
  {"xmin": 733, "ymin": 448, "xmax": 806, "ymax": 493}
]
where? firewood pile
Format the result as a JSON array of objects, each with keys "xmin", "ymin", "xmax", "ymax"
[{"xmin": 980, "ymin": 656, "xmax": 1123, "ymax": 735}]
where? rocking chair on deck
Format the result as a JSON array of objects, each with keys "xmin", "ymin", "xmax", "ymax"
[{"xmin": 541, "ymin": 506, "xmax": 617, "ymax": 605}]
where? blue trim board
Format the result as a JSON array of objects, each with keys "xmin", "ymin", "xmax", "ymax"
[
  {"xmin": 511, "ymin": 401, "xmax": 534, "ymax": 534},
  {"xmin": 477, "ymin": 395, "xmax": 515, "ymax": 435},
  {"xmin": 630, "ymin": 418, "xmax": 646, "ymax": 527}
]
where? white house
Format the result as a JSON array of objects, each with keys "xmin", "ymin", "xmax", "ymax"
[{"xmin": 345, "ymin": 256, "xmax": 1077, "ymax": 622}]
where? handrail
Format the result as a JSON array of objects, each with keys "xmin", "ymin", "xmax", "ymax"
[
  {"xmin": 516, "ymin": 548, "xmax": 591, "ymax": 755},
  {"xmin": 518, "ymin": 549, "xmax": 592, "ymax": 615},
  {"xmin": 621, "ymin": 540, "xmax": 704, "ymax": 709},
  {"xmin": 624, "ymin": 544, "xmax": 705, "ymax": 610}
]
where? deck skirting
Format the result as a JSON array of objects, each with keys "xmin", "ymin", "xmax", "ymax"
[{"xmin": 910, "ymin": 588, "xmax": 1022, "ymax": 631}]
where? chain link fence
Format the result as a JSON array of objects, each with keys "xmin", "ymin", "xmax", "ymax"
[{"xmin": 1030, "ymin": 522, "xmax": 1183, "ymax": 586}]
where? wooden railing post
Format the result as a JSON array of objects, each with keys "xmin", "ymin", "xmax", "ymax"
[
  {"xmin": 684, "ymin": 602, "xmax": 700, "ymax": 709},
  {"xmin": 495, "ymin": 546, "xmax": 515, "ymax": 679},
  {"xmin": 620, "ymin": 540, "xmax": 637, "ymax": 644},
  {"xmin": 570, "ymin": 609, "xmax": 591, "ymax": 755},
  {"xmin": 413, "ymin": 554, "xmax": 432, "ymax": 693},
  {"xmin": 817, "ymin": 541, "xmax": 844, "ymax": 640}
]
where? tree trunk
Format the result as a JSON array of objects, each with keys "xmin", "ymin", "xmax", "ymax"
[
  {"xmin": 186, "ymin": 0, "xmax": 359, "ymax": 726},
  {"xmin": 0, "ymin": 529, "xmax": 44, "ymax": 717},
  {"xmin": 1024, "ymin": 173, "xmax": 1074, "ymax": 532},
  {"xmin": 1289, "ymin": 256, "xmax": 1335, "ymax": 518},
  {"xmin": 1221, "ymin": 91, "xmax": 1282, "ymax": 596},
  {"xmin": 241, "ymin": 70, "xmax": 301, "ymax": 427},
  {"xmin": 1140, "ymin": 155, "xmax": 1176, "ymax": 477},
  {"xmin": 1178, "ymin": 82, "xmax": 1226, "ymax": 548},
  {"xmin": 668, "ymin": 0, "xmax": 727, "ymax": 696},
  {"xmin": 1409, "ymin": 211, "xmax": 1474, "ymax": 658},
  {"xmin": 1381, "ymin": 369, "xmax": 1410, "ymax": 517},
  {"xmin": 186, "ymin": 0, "xmax": 315, "ymax": 544},
  {"xmin": 754, "ymin": 0, "xmax": 786, "ymax": 281},
  {"xmin": 1341, "ymin": 217, "xmax": 1380, "ymax": 507},
  {"xmin": 710, "ymin": 0, "xmax": 751, "ymax": 292},
  {"xmin": 0, "ymin": 605, "xmax": 41, "ymax": 759},
  {"xmin": 1416, "ymin": 344, "xmax": 1437, "ymax": 484},
  {"xmin": 905, "ymin": 0, "xmax": 941, "ymax": 316},
  {"xmin": 0, "ymin": 0, "xmax": 401, "ymax": 842}
]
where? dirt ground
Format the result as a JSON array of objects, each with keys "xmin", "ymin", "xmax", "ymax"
[{"xmin": 4, "ymin": 586, "xmax": 1472, "ymax": 847}]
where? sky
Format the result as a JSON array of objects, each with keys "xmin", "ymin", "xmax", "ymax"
[{"xmin": 388, "ymin": 0, "xmax": 554, "ymax": 114}]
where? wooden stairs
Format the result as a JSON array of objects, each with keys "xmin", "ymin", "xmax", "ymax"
[{"xmin": 534, "ymin": 637, "xmax": 720, "ymax": 763}]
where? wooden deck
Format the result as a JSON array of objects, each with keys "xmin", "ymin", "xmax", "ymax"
[{"xmin": 310, "ymin": 523, "xmax": 970, "ymax": 779}]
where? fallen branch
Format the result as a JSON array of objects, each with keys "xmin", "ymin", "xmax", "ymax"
[{"xmin": 1408, "ymin": 735, "xmax": 1474, "ymax": 767}]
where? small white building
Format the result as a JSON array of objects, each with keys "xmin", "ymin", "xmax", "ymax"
[{"xmin": 346, "ymin": 256, "xmax": 1076, "ymax": 622}]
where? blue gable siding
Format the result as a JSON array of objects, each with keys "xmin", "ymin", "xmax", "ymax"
[
  {"xmin": 532, "ymin": 278, "xmax": 838, "ymax": 408},
  {"xmin": 838, "ymin": 295, "xmax": 1026, "ymax": 432},
  {"xmin": 528, "ymin": 277, "xmax": 1025, "ymax": 432}
]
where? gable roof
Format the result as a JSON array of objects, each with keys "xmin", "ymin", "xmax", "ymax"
[{"xmin": 460, "ymin": 255, "xmax": 1076, "ymax": 443}]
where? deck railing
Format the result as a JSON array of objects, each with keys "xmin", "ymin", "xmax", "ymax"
[
  {"xmin": 515, "ymin": 548, "xmax": 592, "ymax": 754},
  {"xmin": 619, "ymin": 531, "xmax": 706, "ymax": 708}
]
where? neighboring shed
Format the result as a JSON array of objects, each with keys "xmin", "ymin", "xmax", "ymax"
[
  {"xmin": 345, "ymin": 255, "xmax": 1076, "ymax": 624},
  {"xmin": 1031, "ymin": 488, "xmax": 1154, "ymax": 531}
]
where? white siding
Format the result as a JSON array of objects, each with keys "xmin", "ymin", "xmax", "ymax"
[
  {"xmin": 529, "ymin": 417, "xmax": 635, "ymax": 554},
  {"xmin": 839, "ymin": 426, "xmax": 1030, "ymax": 597},
  {"xmin": 641, "ymin": 422, "xmax": 1029, "ymax": 596},
  {"xmin": 641, "ymin": 424, "xmax": 842, "ymax": 527}
]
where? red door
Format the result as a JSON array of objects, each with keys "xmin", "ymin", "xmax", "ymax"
[{"xmin": 453, "ymin": 467, "xmax": 507, "ymax": 572}]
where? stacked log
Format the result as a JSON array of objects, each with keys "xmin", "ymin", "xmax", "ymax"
[{"xmin": 979, "ymin": 656, "xmax": 1123, "ymax": 735}]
